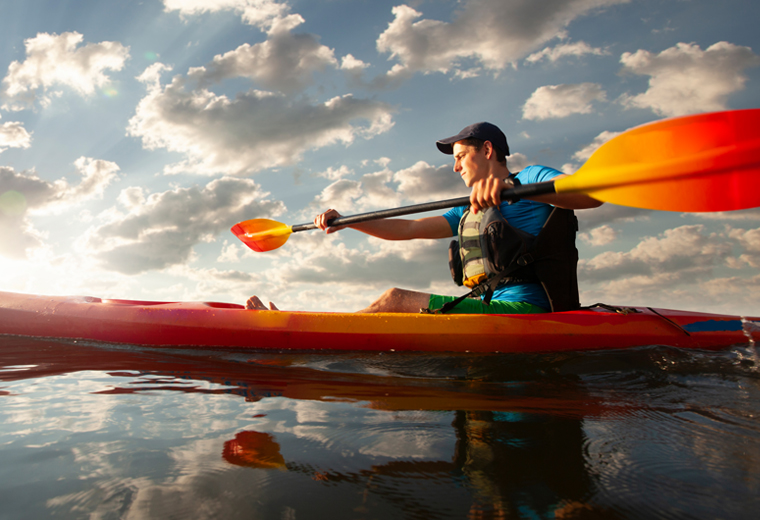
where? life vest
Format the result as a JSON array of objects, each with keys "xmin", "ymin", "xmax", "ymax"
[{"xmin": 444, "ymin": 205, "xmax": 580, "ymax": 313}]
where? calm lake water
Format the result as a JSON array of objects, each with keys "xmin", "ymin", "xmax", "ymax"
[{"xmin": 1, "ymin": 336, "xmax": 759, "ymax": 519}]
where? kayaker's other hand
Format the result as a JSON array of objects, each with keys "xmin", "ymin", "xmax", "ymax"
[
  {"xmin": 470, "ymin": 177, "xmax": 512, "ymax": 214},
  {"xmin": 314, "ymin": 208, "xmax": 346, "ymax": 234}
]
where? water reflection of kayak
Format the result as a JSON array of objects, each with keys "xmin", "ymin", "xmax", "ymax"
[{"xmin": 0, "ymin": 290, "xmax": 757, "ymax": 352}]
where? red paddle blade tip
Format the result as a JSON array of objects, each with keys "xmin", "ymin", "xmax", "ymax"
[{"xmin": 570, "ymin": 109, "xmax": 760, "ymax": 212}]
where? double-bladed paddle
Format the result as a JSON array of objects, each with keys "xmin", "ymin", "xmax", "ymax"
[{"xmin": 232, "ymin": 109, "xmax": 760, "ymax": 253}]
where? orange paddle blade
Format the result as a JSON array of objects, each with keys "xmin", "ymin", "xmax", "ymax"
[
  {"xmin": 556, "ymin": 109, "xmax": 760, "ymax": 212},
  {"xmin": 230, "ymin": 219, "xmax": 293, "ymax": 252}
]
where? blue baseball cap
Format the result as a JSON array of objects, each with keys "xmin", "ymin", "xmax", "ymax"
[{"xmin": 436, "ymin": 122, "xmax": 510, "ymax": 156}]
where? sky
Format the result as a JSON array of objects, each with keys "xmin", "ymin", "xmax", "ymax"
[{"xmin": 1, "ymin": 0, "xmax": 759, "ymax": 316}]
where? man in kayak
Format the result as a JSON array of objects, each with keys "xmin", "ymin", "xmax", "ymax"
[{"xmin": 247, "ymin": 122, "xmax": 602, "ymax": 313}]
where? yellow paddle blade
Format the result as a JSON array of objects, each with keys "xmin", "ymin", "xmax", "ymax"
[
  {"xmin": 230, "ymin": 219, "xmax": 293, "ymax": 252},
  {"xmin": 555, "ymin": 109, "xmax": 760, "ymax": 212}
]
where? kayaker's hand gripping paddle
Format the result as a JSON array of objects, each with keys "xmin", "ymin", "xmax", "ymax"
[{"xmin": 232, "ymin": 109, "xmax": 760, "ymax": 253}]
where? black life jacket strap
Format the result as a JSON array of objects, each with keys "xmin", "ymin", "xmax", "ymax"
[{"xmin": 422, "ymin": 261, "xmax": 530, "ymax": 314}]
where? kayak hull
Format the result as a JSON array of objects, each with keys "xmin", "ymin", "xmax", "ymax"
[{"xmin": 0, "ymin": 291, "xmax": 757, "ymax": 353}]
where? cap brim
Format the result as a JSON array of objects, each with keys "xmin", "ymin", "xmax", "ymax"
[
  {"xmin": 436, "ymin": 132, "xmax": 467, "ymax": 155},
  {"xmin": 436, "ymin": 140, "xmax": 455, "ymax": 154}
]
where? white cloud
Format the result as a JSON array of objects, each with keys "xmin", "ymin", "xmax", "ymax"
[
  {"xmin": 79, "ymin": 176, "xmax": 285, "ymax": 274},
  {"xmin": 261, "ymin": 232, "xmax": 451, "ymax": 297},
  {"xmin": 579, "ymin": 224, "xmax": 618, "ymax": 246},
  {"xmin": 0, "ymin": 119, "xmax": 32, "ymax": 152},
  {"xmin": 187, "ymin": 19, "xmax": 338, "ymax": 94},
  {"xmin": 523, "ymin": 83, "xmax": 607, "ymax": 120},
  {"xmin": 575, "ymin": 223, "xmax": 760, "ymax": 313},
  {"xmin": 561, "ymin": 130, "xmax": 621, "ymax": 174},
  {"xmin": 0, "ymin": 158, "xmax": 119, "ymax": 258},
  {"xmin": 316, "ymin": 165, "xmax": 353, "ymax": 181},
  {"xmin": 691, "ymin": 208, "xmax": 760, "ymax": 221},
  {"xmin": 127, "ymin": 71, "xmax": 395, "ymax": 176},
  {"xmin": 525, "ymin": 41, "xmax": 609, "ymax": 63},
  {"xmin": 580, "ymin": 224, "xmax": 732, "ymax": 283},
  {"xmin": 572, "ymin": 130, "xmax": 621, "ymax": 163},
  {"xmin": 576, "ymin": 203, "xmax": 651, "ymax": 229},
  {"xmin": 619, "ymin": 41, "xmax": 760, "ymax": 116},
  {"xmin": 1, "ymin": 32, "xmax": 129, "ymax": 110},
  {"xmin": 217, "ymin": 240, "xmax": 243, "ymax": 263},
  {"xmin": 310, "ymin": 178, "xmax": 363, "ymax": 212},
  {"xmin": 340, "ymin": 54, "xmax": 368, "ymax": 71},
  {"xmin": 307, "ymin": 161, "xmax": 469, "ymax": 215},
  {"xmin": 727, "ymin": 227, "xmax": 760, "ymax": 268},
  {"xmin": 375, "ymin": 0, "xmax": 629, "ymax": 84},
  {"xmin": 393, "ymin": 161, "xmax": 469, "ymax": 203},
  {"xmin": 163, "ymin": 0, "xmax": 301, "ymax": 34},
  {"xmin": 507, "ymin": 153, "xmax": 530, "ymax": 173}
]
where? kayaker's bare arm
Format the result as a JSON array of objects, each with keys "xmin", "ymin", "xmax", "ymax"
[
  {"xmin": 314, "ymin": 210, "xmax": 453, "ymax": 240},
  {"xmin": 469, "ymin": 174, "xmax": 602, "ymax": 213},
  {"xmin": 246, "ymin": 213, "xmax": 450, "ymax": 311}
]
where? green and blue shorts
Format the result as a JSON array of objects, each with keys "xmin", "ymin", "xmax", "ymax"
[{"xmin": 427, "ymin": 294, "xmax": 547, "ymax": 315}]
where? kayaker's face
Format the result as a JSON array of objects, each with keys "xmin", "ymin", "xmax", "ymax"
[{"xmin": 453, "ymin": 142, "xmax": 489, "ymax": 187}]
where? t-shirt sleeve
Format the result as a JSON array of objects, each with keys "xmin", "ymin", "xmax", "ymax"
[
  {"xmin": 442, "ymin": 206, "xmax": 465, "ymax": 236},
  {"xmin": 516, "ymin": 165, "xmax": 564, "ymax": 184}
]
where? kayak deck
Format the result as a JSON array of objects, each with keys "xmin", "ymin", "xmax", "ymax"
[{"xmin": 0, "ymin": 291, "xmax": 757, "ymax": 353}]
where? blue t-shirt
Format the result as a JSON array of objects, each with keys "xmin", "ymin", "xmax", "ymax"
[{"xmin": 442, "ymin": 165, "xmax": 564, "ymax": 310}]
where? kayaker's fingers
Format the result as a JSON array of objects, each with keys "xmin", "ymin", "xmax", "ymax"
[
  {"xmin": 470, "ymin": 177, "xmax": 508, "ymax": 213},
  {"xmin": 315, "ymin": 209, "xmax": 342, "ymax": 231},
  {"xmin": 325, "ymin": 224, "xmax": 348, "ymax": 234},
  {"xmin": 269, "ymin": 301, "xmax": 279, "ymax": 311}
]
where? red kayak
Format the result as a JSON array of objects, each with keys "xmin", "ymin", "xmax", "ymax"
[{"xmin": 0, "ymin": 290, "xmax": 757, "ymax": 353}]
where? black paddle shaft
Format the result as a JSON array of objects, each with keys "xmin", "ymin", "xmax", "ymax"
[{"xmin": 290, "ymin": 181, "xmax": 557, "ymax": 232}]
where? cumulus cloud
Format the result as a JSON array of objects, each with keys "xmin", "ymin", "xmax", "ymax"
[
  {"xmin": 561, "ymin": 129, "xmax": 621, "ymax": 174},
  {"xmin": 579, "ymin": 224, "xmax": 618, "ymax": 246},
  {"xmin": 187, "ymin": 18, "xmax": 338, "ymax": 94},
  {"xmin": 0, "ymin": 158, "xmax": 119, "ymax": 258},
  {"xmin": 727, "ymin": 227, "xmax": 760, "ymax": 268},
  {"xmin": 578, "ymin": 225, "xmax": 732, "ymax": 282},
  {"xmin": 576, "ymin": 203, "xmax": 651, "ymax": 229},
  {"xmin": 0, "ymin": 118, "xmax": 32, "ymax": 152},
  {"xmin": 265, "ymin": 232, "xmax": 451, "ymax": 297},
  {"xmin": 525, "ymin": 41, "xmax": 609, "ymax": 63},
  {"xmin": 127, "ymin": 70, "xmax": 395, "ymax": 176},
  {"xmin": 691, "ymin": 208, "xmax": 760, "ymax": 221},
  {"xmin": 1, "ymin": 32, "xmax": 129, "ymax": 110},
  {"xmin": 163, "ymin": 0, "xmax": 301, "ymax": 34},
  {"xmin": 341, "ymin": 54, "xmax": 369, "ymax": 72},
  {"xmin": 523, "ymin": 83, "xmax": 607, "ymax": 120},
  {"xmin": 375, "ymin": 0, "xmax": 629, "ymax": 84},
  {"xmin": 307, "ymin": 160, "xmax": 470, "ymax": 215},
  {"xmin": 393, "ymin": 161, "xmax": 469, "ymax": 203},
  {"xmin": 578, "ymin": 222, "xmax": 760, "ymax": 313},
  {"xmin": 619, "ymin": 41, "xmax": 760, "ymax": 116},
  {"xmin": 315, "ymin": 165, "xmax": 353, "ymax": 181},
  {"xmin": 311, "ymin": 178, "xmax": 363, "ymax": 211},
  {"xmin": 79, "ymin": 177, "xmax": 285, "ymax": 274}
]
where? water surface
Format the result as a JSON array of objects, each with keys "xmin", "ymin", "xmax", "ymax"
[{"xmin": 1, "ymin": 337, "xmax": 759, "ymax": 519}]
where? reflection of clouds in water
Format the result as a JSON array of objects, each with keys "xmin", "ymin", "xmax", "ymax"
[
  {"xmin": 251, "ymin": 398, "xmax": 455, "ymax": 460},
  {"xmin": 39, "ymin": 426, "xmax": 282, "ymax": 517},
  {"xmin": 3, "ymin": 371, "xmax": 251, "ymax": 438},
  {"xmin": 358, "ymin": 428, "xmax": 451, "ymax": 459},
  {"xmin": 4, "ymin": 372, "xmax": 121, "ymax": 435},
  {"xmin": 3, "ymin": 369, "xmax": 459, "ymax": 517}
]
